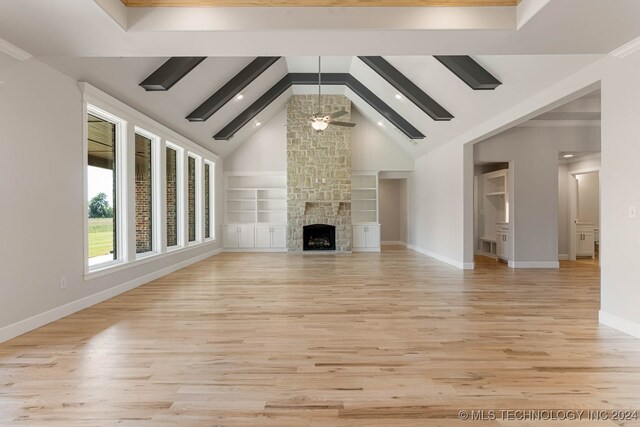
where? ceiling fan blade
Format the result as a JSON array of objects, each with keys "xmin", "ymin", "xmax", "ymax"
[
  {"xmin": 329, "ymin": 109, "xmax": 347, "ymax": 120},
  {"xmin": 330, "ymin": 121, "xmax": 356, "ymax": 128}
]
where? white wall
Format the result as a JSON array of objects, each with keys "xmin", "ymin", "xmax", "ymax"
[
  {"xmin": 600, "ymin": 50, "xmax": 640, "ymax": 335},
  {"xmin": 350, "ymin": 108, "xmax": 414, "ymax": 172},
  {"xmin": 224, "ymin": 104, "xmax": 415, "ymax": 174},
  {"xmin": 474, "ymin": 125, "xmax": 600, "ymax": 266},
  {"xmin": 379, "ymin": 179, "xmax": 407, "ymax": 243},
  {"xmin": 224, "ymin": 109, "xmax": 287, "ymax": 172},
  {"xmin": 408, "ymin": 142, "xmax": 467, "ymax": 268},
  {"xmin": 0, "ymin": 58, "xmax": 223, "ymax": 341}
]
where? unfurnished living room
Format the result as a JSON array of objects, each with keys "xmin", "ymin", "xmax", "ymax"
[{"xmin": 2, "ymin": 1, "xmax": 640, "ymax": 426}]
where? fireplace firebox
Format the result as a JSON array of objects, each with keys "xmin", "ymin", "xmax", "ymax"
[{"xmin": 303, "ymin": 224, "xmax": 336, "ymax": 251}]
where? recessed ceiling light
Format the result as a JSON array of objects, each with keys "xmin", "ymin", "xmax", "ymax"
[
  {"xmin": 255, "ymin": 121, "xmax": 261, "ymax": 127},
  {"xmin": 395, "ymin": 94, "xmax": 403, "ymax": 100},
  {"xmin": 236, "ymin": 94, "xmax": 244, "ymax": 100},
  {"xmin": 377, "ymin": 121, "xmax": 384, "ymax": 126},
  {"xmin": 563, "ymin": 154, "xmax": 574, "ymax": 158}
]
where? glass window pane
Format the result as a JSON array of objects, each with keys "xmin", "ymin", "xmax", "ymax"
[
  {"xmin": 166, "ymin": 147, "xmax": 178, "ymax": 247},
  {"xmin": 135, "ymin": 134, "xmax": 153, "ymax": 254},
  {"xmin": 87, "ymin": 113, "xmax": 116, "ymax": 265},
  {"xmin": 188, "ymin": 156, "xmax": 196, "ymax": 242},
  {"xmin": 205, "ymin": 163, "xmax": 211, "ymax": 239}
]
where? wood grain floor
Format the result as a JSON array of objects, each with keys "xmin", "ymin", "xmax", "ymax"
[{"xmin": 1, "ymin": 246, "xmax": 639, "ymax": 426}]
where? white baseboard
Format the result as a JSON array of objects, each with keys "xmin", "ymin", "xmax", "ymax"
[
  {"xmin": 599, "ymin": 311, "xmax": 640, "ymax": 339},
  {"xmin": 353, "ymin": 247, "xmax": 381, "ymax": 252},
  {"xmin": 223, "ymin": 248, "xmax": 287, "ymax": 253},
  {"xmin": 508, "ymin": 261, "xmax": 560, "ymax": 269},
  {"xmin": 406, "ymin": 244, "xmax": 473, "ymax": 270},
  {"xmin": 558, "ymin": 254, "xmax": 569, "ymax": 261},
  {"xmin": 381, "ymin": 241, "xmax": 407, "ymax": 246},
  {"xmin": 0, "ymin": 248, "xmax": 222, "ymax": 344}
]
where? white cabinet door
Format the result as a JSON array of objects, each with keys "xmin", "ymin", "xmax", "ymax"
[
  {"xmin": 223, "ymin": 226, "xmax": 239, "ymax": 249},
  {"xmin": 271, "ymin": 226, "xmax": 286, "ymax": 249},
  {"xmin": 238, "ymin": 225, "xmax": 255, "ymax": 248},
  {"xmin": 254, "ymin": 226, "xmax": 271, "ymax": 248},
  {"xmin": 352, "ymin": 226, "xmax": 366, "ymax": 248},
  {"xmin": 366, "ymin": 225, "xmax": 381, "ymax": 248},
  {"xmin": 576, "ymin": 231, "xmax": 595, "ymax": 257},
  {"xmin": 496, "ymin": 233, "xmax": 505, "ymax": 259}
]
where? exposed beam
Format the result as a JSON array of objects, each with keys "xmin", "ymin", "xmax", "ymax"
[
  {"xmin": 213, "ymin": 76, "xmax": 292, "ymax": 140},
  {"xmin": 433, "ymin": 55, "xmax": 501, "ymax": 90},
  {"xmin": 139, "ymin": 57, "xmax": 206, "ymax": 91},
  {"xmin": 187, "ymin": 57, "xmax": 281, "ymax": 122},
  {"xmin": 358, "ymin": 56, "xmax": 453, "ymax": 121},
  {"xmin": 214, "ymin": 73, "xmax": 425, "ymax": 141},
  {"xmin": 122, "ymin": 0, "xmax": 519, "ymax": 7}
]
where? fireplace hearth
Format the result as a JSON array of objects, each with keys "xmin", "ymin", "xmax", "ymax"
[{"xmin": 303, "ymin": 224, "xmax": 336, "ymax": 251}]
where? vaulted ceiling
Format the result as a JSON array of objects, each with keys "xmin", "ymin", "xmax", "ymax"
[{"xmin": 2, "ymin": 0, "xmax": 639, "ymax": 158}]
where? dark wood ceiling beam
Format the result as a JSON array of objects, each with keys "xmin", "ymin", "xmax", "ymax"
[
  {"xmin": 213, "ymin": 76, "xmax": 292, "ymax": 140},
  {"xmin": 139, "ymin": 57, "xmax": 206, "ymax": 91},
  {"xmin": 358, "ymin": 56, "xmax": 453, "ymax": 121},
  {"xmin": 187, "ymin": 57, "xmax": 281, "ymax": 122},
  {"xmin": 434, "ymin": 55, "xmax": 501, "ymax": 90},
  {"xmin": 214, "ymin": 73, "xmax": 425, "ymax": 141}
]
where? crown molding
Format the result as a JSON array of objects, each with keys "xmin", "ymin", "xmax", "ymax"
[
  {"xmin": 610, "ymin": 35, "xmax": 640, "ymax": 59},
  {"xmin": 518, "ymin": 119, "xmax": 601, "ymax": 128},
  {"xmin": 0, "ymin": 37, "xmax": 32, "ymax": 61}
]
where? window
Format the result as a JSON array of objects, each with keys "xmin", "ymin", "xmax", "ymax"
[
  {"xmin": 135, "ymin": 132, "xmax": 154, "ymax": 254},
  {"xmin": 87, "ymin": 112, "xmax": 118, "ymax": 267},
  {"xmin": 188, "ymin": 155, "xmax": 198, "ymax": 243},
  {"xmin": 204, "ymin": 162, "xmax": 213, "ymax": 239},
  {"xmin": 166, "ymin": 145, "xmax": 180, "ymax": 248}
]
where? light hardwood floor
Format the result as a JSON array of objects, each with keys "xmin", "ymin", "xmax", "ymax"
[{"xmin": 1, "ymin": 246, "xmax": 639, "ymax": 426}]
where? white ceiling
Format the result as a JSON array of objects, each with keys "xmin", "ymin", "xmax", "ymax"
[{"xmin": 0, "ymin": 1, "xmax": 636, "ymax": 158}]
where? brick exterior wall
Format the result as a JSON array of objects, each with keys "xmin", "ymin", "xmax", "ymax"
[
  {"xmin": 166, "ymin": 148, "xmax": 178, "ymax": 247},
  {"xmin": 135, "ymin": 174, "xmax": 152, "ymax": 253},
  {"xmin": 287, "ymin": 95, "xmax": 352, "ymax": 252},
  {"xmin": 188, "ymin": 157, "xmax": 196, "ymax": 242}
]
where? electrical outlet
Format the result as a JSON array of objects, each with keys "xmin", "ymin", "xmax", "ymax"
[
  {"xmin": 629, "ymin": 206, "xmax": 637, "ymax": 219},
  {"xmin": 60, "ymin": 276, "xmax": 67, "ymax": 289}
]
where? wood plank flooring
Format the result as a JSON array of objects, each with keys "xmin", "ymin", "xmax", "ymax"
[{"xmin": 1, "ymin": 246, "xmax": 639, "ymax": 426}]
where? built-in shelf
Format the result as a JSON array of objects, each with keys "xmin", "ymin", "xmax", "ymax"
[
  {"xmin": 225, "ymin": 172, "xmax": 287, "ymax": 225},
  {"xmin": 477, "ymin": 168, "xmax": 509, "ymax": 259},
  {"xmin": 352, "ymin": 172, "xmax": 379, "ymax": 225}
]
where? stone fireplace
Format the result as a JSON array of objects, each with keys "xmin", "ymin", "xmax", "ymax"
[{"xmin": 287, "ymin": 95, "xmax": 352, "ymax": 252}]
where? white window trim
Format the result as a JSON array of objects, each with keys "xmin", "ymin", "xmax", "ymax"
[
  {"xmin": 81, "ymin": 83, "xmax": 220, "ymax": 280},
  {"xmin": 85, "ymin": 104, "xmax": 128, "ymax": 275},
  {"xmin": 134, "ymin": 126, "xmax": 161, "ymax": 259},
  {"xmin": 187, "ymin": 153, "xmax": 203, "ymax": 245},
  {"xmin": 166, "ymin": 141, "xmax": 185, "ymax": 250},
  {"xmin": 204, "ymin": 159, "xmax": 216, "ymax": 241}
]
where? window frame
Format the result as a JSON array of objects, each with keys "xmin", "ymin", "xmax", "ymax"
[
  {"xmin": 82, "ymin": 84, "xmax": 219, "ymax": 281},
  {"xmin": 187, "ymin": 152, "xmax": 203, "ymax": 245},
  {"xmin": 133, "ymin": 126, "xmax": 161, "ymax": 259},
  {"xmin": 165, "ymin": 141, "xmax": 185, "ymax": 251},
  {"xmin": 85, "ymin": 104, "xmax": 128, "ymax": 274},
  {"xmin": 204, "ymin": 160, "xmax": 216, "ymax": 241}
]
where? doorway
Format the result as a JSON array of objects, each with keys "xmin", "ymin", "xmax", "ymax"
[{"xmin": 378, "ymin": 178, "xmax": 408, "ymax": 247}]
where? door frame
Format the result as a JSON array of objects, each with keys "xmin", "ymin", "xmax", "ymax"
[{"xmin": 568, "ymin": 166, "xmax": 600, "ymax": 261}]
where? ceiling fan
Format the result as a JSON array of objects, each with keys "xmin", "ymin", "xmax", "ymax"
[{"xmin": 290, "ymin": 57, "xmax": 356, "ymax": 131}]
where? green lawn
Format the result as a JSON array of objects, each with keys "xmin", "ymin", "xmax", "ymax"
[{"xmin": 88, "ymin": 217, "xmax": 114, "ymax": 258}]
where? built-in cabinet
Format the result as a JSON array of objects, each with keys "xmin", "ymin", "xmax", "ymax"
[
  {"xmin": 352, "ymin": 172, "xmax": 381, "ymax": 252},
  {"xmin": 477, "ymin": 169, "xmax": 511, "ymax": 262},
  {"xmin": 224, "ymin": 172, "xmax": 287, "ymax": 251},
  {"xmin": 352, "ymin": 224, "xmax": 381, "ymax": 251},
  {"xmin": 575, "ymin": 223, "xmax": 595, "ymax": 258},
  {"xmin": 255, "ymin": 225, "xmax": 286, "ymax": 249},
  {"xmin": 496, "ymin": 222, "xmax": 512, "ymax": 261}
]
